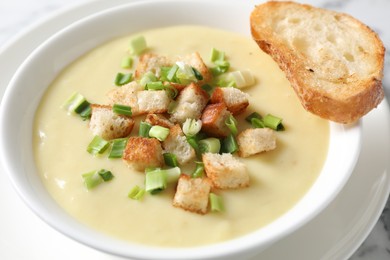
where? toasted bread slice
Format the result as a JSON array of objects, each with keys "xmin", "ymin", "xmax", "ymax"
[{"xmin": 250, "ymin": 1, "xmax": 384, "ymax": 123}]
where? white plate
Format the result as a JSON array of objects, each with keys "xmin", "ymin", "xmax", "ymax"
[{"xmin": 0, "ymin": 0, "xmax": 389, "ymax": 259}]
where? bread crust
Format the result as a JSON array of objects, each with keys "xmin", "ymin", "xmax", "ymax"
[{"xmin": 250, "ymin": 1, "xmax": 385, "ymax": 123}]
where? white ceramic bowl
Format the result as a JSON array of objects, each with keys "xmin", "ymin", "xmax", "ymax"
[{"xmin": 0, "ymin": 1, "xmax": 361, "ymax": 259}]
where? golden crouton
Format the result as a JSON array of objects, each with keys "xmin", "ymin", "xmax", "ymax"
[
  {"xmin": 201, "ymin": 103, "xmax": 231, "ymax": 138},
  {"xmin": 122, "ymin": 137, "xmax": 164, "ymax": 171},
  {"xmin": 89, "ymin": 104, "xmax": 134, "ymax": 140},
  {"xmin": 237, "ymin": 128, "xmax": 276, "ymax": 157},
  {"xmin": 137, "ymin": 90, "xmax": 171, "ymax": 114},
  {"xmin": 173, "ymin": 174, "xmax": 212, "ymax": 214},
  {"xmin": 162, "ymin": 124, "xmax": 196, "ymax": 165},
  {"xmin": 145, "ymin": 113, "xmax": 174, "ymax": 128},
  {"xmin": 202, "ymin": 153, "xmax": 249, "ymax": 189},
  {"xmin": 210, "ymin": 87, "xmax": 249, "ymax": 115},
  {"xmin": 106, "ymin": 81, "xmax": 142, "ymax": 115},
  {"xmin": 180, "ymin": 52, "xmax": 212, "ymax": 84},
  {"xmin": 170, "ymin": 83, "xmax": 209, "ymax": 123},
  {"xmin": 135, "ymin": 53, "xmax": 172, "ymax": 79}
]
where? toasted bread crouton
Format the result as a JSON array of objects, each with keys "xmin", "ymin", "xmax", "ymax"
[
  {"xmin": 202, "ymin": 153, "xmax": 249, "ymax": 189},
  {"xmin": 210, "ymin": 87, "xmax": 249, "ymax": 115},
  {"xmin": 173, "ymin": 174, "xmax": 212, "ymax": 214},
  {"xmin": 135, "ymin": 53, "xmax": 172, "ymax": 79},
  {"xmin": 162, "ymin": 125, "xmax": 196, "ymax": 165},
  {"xmin": 201, "ymin": 103, "xmax": 231, "ymax": 138},
  {"xmin": 179, "ymin": 52, "xmax": 212, "ymax": 84},
  {"xmin": 137, "ymin": 90, "xmax": 170, "ymax": 114},
  {"xmin": 89, "ymin": 104, "xmax": 134, "ymax": 140},
  {"xmin": 170, "ymin": 83, "xmax": 209, "ymax": 123},
  {"xmin": 122, "ymin": 137, "xmax": 164, "ymax": 171},
  {"xmin": 145, "ymin": 113, "xmax": 174, "ymax": 128},
  {"xmin": 237, "ymin": 128, "xmax": 276, "ymax": 157},
  {"xmin": 106, "ymin": 81, "xmax": 142, "ymax": 115}
]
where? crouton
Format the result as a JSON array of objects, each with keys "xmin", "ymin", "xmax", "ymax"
[
  {"xmin": 122, "ymin": 137, "xmax": 164, "ymax": 171},
  {"xmin": 170, "ymin": 83, "xmax": 209, "ymax": 123},
  {"xmin": 237, "ymin": 128, "xmax": 276, "ymax": 157},
  {"xmin": 180, "ymin": 52, "xmax": 212, "ymax": 84},
  {"xmin": 202, "ymin": 153, "xmax": 249, "ymax": 189},
  {"xmin": 135, "ymin": 53, "xmax": 172, "ymax": 79},
  {"xmin": 137, "ymin": 90, "xmax": 170, "ymax": 114},
  {"xmin": 210, "ymin": 87, "xmax": 249, "ymax": 115},
  {"xmin": 89, "ymin": 104, "xmax": 134, "ymax": 140},
  {"xmin": 201, "ymin": 103, "xmax": 231, "ymax": 138},
  {"xmin": 145, "ymin": 113, "xmax": 174, "ymax": 128},
  {"xmin": 173, "ymin": 174, "xmax": 212, "ymax": 214},
  {"xmin": 106, "ymin": 81, "xmax": 142, "ymax": 115},
  {"xmin": 162, "ymin": 124, "xmax": 196, "ymax": 165}
]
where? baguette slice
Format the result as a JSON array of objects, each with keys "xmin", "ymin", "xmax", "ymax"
[{"xmin": 250, "ymin": 1, "xmax": 385, "ymax": 123}]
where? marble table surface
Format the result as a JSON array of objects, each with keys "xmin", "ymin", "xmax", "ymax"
[{"xmin": 0, "ymin": 0, "xmax": 389, "ymax": 259}]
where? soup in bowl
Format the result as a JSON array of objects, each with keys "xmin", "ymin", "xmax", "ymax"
[{"xmin": 0, "ymin": 1, "xmax": 361, "ymax": 259}]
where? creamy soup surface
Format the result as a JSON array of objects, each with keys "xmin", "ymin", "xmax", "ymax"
[{"xmin": 34, "ymin": 25, "xmax": 329, "ymax": 247}]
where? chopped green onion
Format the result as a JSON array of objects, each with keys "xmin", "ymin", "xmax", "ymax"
[
  {"xmin": 210, "ymin": 48, "xmax": 225, "ymax": 62},
  {"xmin": 87, "ymin": 136, "xmax": 110, "ymax": 155},
  {"xmin": 108, "ymin": 138, "xmax": 128, "ymax": 158},
  {"xmin": 121, "ymin": 56, "xmax": 133, "ymax": 69},
  {"xmin": 164, "ymin": 84, "xmax": 179, "ymax": 99},
  {"xmin": 63, "ymin": 92, "xmax": 90, "ymax": 115},
  {"xmin": 182, "ymin": 118, "xmax": 202, "ymax": 137},
  {"xmin": 167, "ymin": 64, "xmax": 179, "ymax": 81},
  {"xmin": 225, "ymin": 114, "xmax": 238, "ymax": 135},
  {"xmin": 82, "ymin": 171, "xmax": 103, "ymax": 190},
  {"xmin": 263, "ymin": 114, "xmax": 285, "ymax": 131},
  {"xmin": 79, "ymin": 105, "xmax": 92, "ymax": 121},
  {"xmin": 163, "ymin": 153, "xmax": 179, "ymax": 167},
  {"xmin": 149, "ymin": 125, "xmax": 170, "ymax": 141},
  {"xmin": 201, "ymin": 84, "xmax": 213, "ymax": 94},
  {"xmin": 145, "ymin": 168, "xmax": 168, "ymax": 194},
  {"xmin": 209, "ymin": 193, "xmax": 224, "ymax": 212},
  {"xmin": 167, "ymin": 101, "xmax": 177, "ymax": 114},
  {"xmin": 192, "ymin": 67, "xmax": 203, "ymax": 80},
  {"xmin": 139, "ymin": 121, "xmax": 152, "ymax": 137},
  {"xmin": 186, "ymin": 136, "xmax": 200, "ymax": 158},
  {"xmin": 146, "ymin": 81, "xmax": 165, "ymax": 90},
  {"xmin": 163, "ymin": 167, "xmax": 181, "ymax": 183},
  {"xmin": 112, "ymin": 104, "xmax": 132, "ymax": 116},
  {"xmin": 115, "ymin": 72, "xmax": 132, "ymax": 86},
  {"xmin": 214, "ymin": 75, "xmax": 235, "ymax": 87},
  {"xmin": 140, "ymin": 71, "xmax": 157, "ymax": 87},
  {"xmin": 227, "ymin": 70, "xmax": 255, "ymax": 88},
  {"xmin": 221, "ymin": 134, "xmax": 238, "ymax": 154},
  {"xmin": 191, "ymin": 161, "xmax": 204, "ymax": 178},
  {"xmin": 199, "ymin": 138, "xmax": 221, "ymax": 154},
  {"xmin": 245, "ymin": 112, "xmax": 262, "ymax": 123},
  {"xmin": 128, "ymin": 185, "xmax": 146, "ymax": 200},
  {"xmin": 251, "ymin": 118, "xmax": 265, "ymax": 128},
  {"xmin": 129, "ymin": 35, "xmax": 147, "ymax": 55},
  {"xmin": 175, "ymin": 61, "xmax": 196, "ymax": 84},
  {"xmin": 98, "ymin": 169, "xmax": 114, "ymax": 182},
  {"xmin": 211, "ymin": 66, "xmax": 229, "ymax": 77}
]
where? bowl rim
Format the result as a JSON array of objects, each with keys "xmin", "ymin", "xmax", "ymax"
[{"xmin": 0, "ymin": 0, "xmax": 362, "ymax": 259}]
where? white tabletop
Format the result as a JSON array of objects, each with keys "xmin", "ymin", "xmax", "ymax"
[{"xmin": 0, "ymin": 0, "xmax": 389, "ymax": 259}]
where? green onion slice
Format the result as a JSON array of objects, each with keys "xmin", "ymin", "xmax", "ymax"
[
  {"xmin": 115, "ymin": 72, "xmax": 133, "ymax": 86},
  {"xmin": 199, "ymin": 138, "xmax": 221, "ymax": 154},
  {"xmin": 182, "ymin": 118, "xmax": 202, "ymax": 137},
  {"xmin": 210, "ymin": 48, "xmax": 225, "ymax": 62},
  {"xmin": 79, "ymin": 105, "xmax": 92, "ymax": 121},
  {"xmin": 98, "ymin": 169, "xmax": 114, "ymax": 182},
  {"xmin": 108, "ymin": 138, "xmax": 128, "ymax": 158},
  {"xmin": 210, "ymin": 193, "xmax": 224, "ymax": 212},
  {"xmin": 140, "ymin": 71, "xmax": 157, "ymax": 88},
  {"xmin": 149, "ymin": 125, "xmax": 170, "ymax": 141},
  {"xmin": 139, "ymin": 121, "xmax": 152, "ymax": 137},
  {"xmin": 112, "ymin": 104, "xmax": 132, "ymax": 116},
  {"xmin": 221, "ymin": 134, "xmax": 238, "ymax": 154},
  {"xmin": 263, "ymin": 114, "xmax": 285, "ymax": 131},
  {"xmin": 82, "ymin": 171, "xmax": 103, "ymax": 190},
  {"xmin": 146, "ymin": 81, "xmax": 165, "ymax": 90},
  {"xmin": 167, "ymin": 101, "xmax": 177, "ymax": 114},
  {"xmin": 163, "ymin": 153, "xmax": 179, "ymax": 167},
  {"xmin": 225, "ymin": 114, "xmax": 238, "ymax": 136},
  {"xmin": 121, "ymin": 56, "xmax": 133, "ymax": 69},
  {"xmin": 251, "ymin": 118, "xmax": 265, "ymax": 128},
  {"xmin": 192, "ymin": 67, "xmax": 203, "ymax": 81},
  {"xmin": 164, "ymin": 84, "xmax": 179, "ymax": 99},
  {"xmin": 167, "ymin": 64, "xmax": 179, "ymax": 81},
  {"xmin": 191, "ymin": 161, "xmax": 204, "ymax": 178},
  {"xmin": 145, "ymin": 168, "xmax": 168, "ymax": 194},
  {"xmin": 129, "ymin": 35, "xmax": 147, "ymax": 55},
  {"xmin": 245, "ymin": 112, "xmax": 262, "ymax": 123},
  {"xmin": 128, "ymin": 185, "xmax": 146, "ymax": 200},
  {"xmin": 87, "ymin": 136, "xmax": 110, "ymax": 155},
  {"xmin": 63, "ymin": 92, "xmax": 91, "ymax": 118}
]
